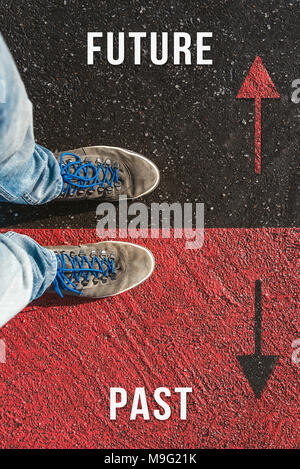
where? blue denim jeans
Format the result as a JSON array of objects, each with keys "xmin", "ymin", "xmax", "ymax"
[
  {"xmin": 0, "ymin": 232, "xmax": 57, "ymax": 328},
  {"xmin": 0, "ymin": 33, "xmax": 62, "ymax": 204},
  {"xmin": 0, "ymin": 34, "xmax": 61, "ymax": 327}
]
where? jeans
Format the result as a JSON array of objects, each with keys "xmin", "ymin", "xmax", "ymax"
[
  {"xmin": 0, "ymin": 34, "xmax": 62, "ymax": 204},
  {"xmin": 0, "ymin": 232, "xmax": 57, "ymax": 328},
  {"xmin": 0, "ymin": 33, "xmax": 61, "ymax": 327}
]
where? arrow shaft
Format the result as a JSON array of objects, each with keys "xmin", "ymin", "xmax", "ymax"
[
  {"xmin": 255, "ymin": 279, "xmax": 262, "ymax": 355},
  {"xmin": 254, "ymin": 97, "xmax": 262, "ymax": 174}
]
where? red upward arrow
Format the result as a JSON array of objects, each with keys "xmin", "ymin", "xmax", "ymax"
[{"xmin": 237, "ymin": 56, "xmax": 280, "ymax": 174}]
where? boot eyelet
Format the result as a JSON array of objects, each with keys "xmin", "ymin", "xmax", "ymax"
[{"xmin": 82, "ymin": 280, "xmax": 89, "ymax": 286}]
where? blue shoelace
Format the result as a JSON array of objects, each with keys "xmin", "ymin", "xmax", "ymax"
[
  {"xmin": 53, "ymin": 250, "xmax": 115, "ymax": 298},
  {"xmin": 60, "ymin": 152, "xmax": 119, "ymax": 196}
]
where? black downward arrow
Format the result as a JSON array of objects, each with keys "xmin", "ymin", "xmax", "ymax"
[{"xmin": 237, "ymin": 280, "xmax": 279, "ymax": 398}]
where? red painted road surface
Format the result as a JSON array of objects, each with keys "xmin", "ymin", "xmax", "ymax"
[{"xmin": 0, "ymin": 228, "xmax": 299, "ymax": 449}]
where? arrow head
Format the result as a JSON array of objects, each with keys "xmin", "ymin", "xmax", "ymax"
[
  {"xmin": 237, "ymin": 56, "xmax": 280, "ymax": 99},
  {"xmin": 237, "ymin": 354, "xmax": 279, "ymax": 398}
]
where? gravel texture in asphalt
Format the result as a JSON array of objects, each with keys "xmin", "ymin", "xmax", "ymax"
[{"xmin": 0, "ymin": 0, "xmax": 299, "ymax": 228}]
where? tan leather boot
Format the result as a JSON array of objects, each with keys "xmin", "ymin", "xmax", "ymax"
[
  {"xmin": 55, "ymin": 146, "xmax": 160, "ymax": 201},
  {"xmin": 47, "ymin": 241, "xmax": 154, "ymax": 298}
]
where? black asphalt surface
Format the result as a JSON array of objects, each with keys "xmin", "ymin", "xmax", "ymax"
[{"xmin": 0, "ymin": 0, "xmax": 299, "ymax": 228}]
